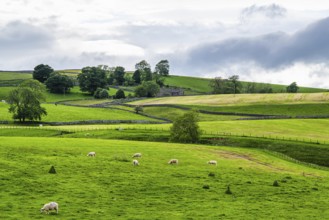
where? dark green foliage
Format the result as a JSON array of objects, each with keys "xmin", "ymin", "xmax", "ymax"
[
  {"xmin": 94, "ymin": 88, "xmax": 109, "ymax": 99},
  {"xmin": 8, "ymin": 79, "xmax": 47, "ymax": 122},
  {"xmin": 135, "ymin": 60, "xmax": 151, "ymax": 71},
  {"xmin": 225, "ymin": 186, "xmax": 232, "ymax": 194},
  {"xmin": 45, "ymin": 72, "xmax": 74, "ymax": 94},
  {"xmin": 170, "ymin": 111, "xmax": 201, "ymax": 143},
  {"xmin": 77, "ymin": 66, "xmax": 107, "ymax": 94},
  {"xmin": 48, "ymin": 165, "xmax": 56, "ymax": 174},
  {"xmin": 135, "ymin": 105, "xmax": 143, "ymax": 114},
  {"xmin": 153, "ymin": 73, "xmax": 165, "ymax": 87},
  {"xmin": 210, "ymin": 75, "xmax": 242, "ymax": 94},
  {"xmin": 113, "ymin": 66, "xmax": 126, "ymax": 85},
  {"xmin": 134, "ymin": 81, "xmax": 160, "ymax": 97},
  {"xmin": 155, "ymin": 60, "xmax": 170, "ymax": 76},
  {"xmin": 208, "ymin": 172, "xmax": 215, "ymax": 177},
  {"xmin": 141, "ymin": 68, "xmax": 153, "ymax": 81},
  {"xmin": 286, "ymin": 82, "xmax": 299, "ymax": 93},
  {"xmin": 115, "ymin": 89, "xmax": 126, "ymax": 99},
  {"xmin": 203, "ymin": 185, "xmax": 210, "ymax": 189},
  {"xmin": 273, "ymin": 180, "xmax": 279, "ymax": 187},
  {"xmin": 132, "ymin": 70, "xmax": 142, "ymax": 84},
  {"xmin": 32, "ymin": 64, "xmax": 54, "ymax": 83}
]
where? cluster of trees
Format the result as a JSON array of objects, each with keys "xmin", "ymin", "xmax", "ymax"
[
  {"xmin": 210, "ymin": 75, "xmax": 299, "ymax": 94},
  {"xmin": 77, "ymin": 60, "xmax": 169, "ymax": 98},
  {"xmin": 33, "ymin": 64, "xmax": 74, "ymax": 94}
]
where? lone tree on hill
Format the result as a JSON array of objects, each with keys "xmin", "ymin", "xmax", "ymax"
[
  {"xmin": 286, "ymin": 82, "xmax": 299, "ymax": 93},
  {"xmin": 45, "ymin": 72, "xmax": 74, "ymax": 94},
  {"xmin": 77, "ymin": 66, "xmax": 107, "ymax": 94},
  {"xmin": 170, "ymin": 111, "xmax": 201, "ymax": 143},
  {"xmin": 8, "ymin": 79, "xmax": 47, "ymax": 122},
  {"xmin": 155, "ymin": 60, "xmax": 170, "ymax": 76},
  {"xmin": 33, "ymin": 64, "xmax": 54, "ymax": 83}
]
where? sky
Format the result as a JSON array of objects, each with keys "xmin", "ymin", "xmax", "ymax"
[{"xmin": 1, "ymin": 0, "xmax": 329, "ymax": 88}]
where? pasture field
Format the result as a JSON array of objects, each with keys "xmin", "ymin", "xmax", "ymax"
[
  {"xmin": 0, "ymin": 71, "xmax": 32, "ymax": 81},
  {"xmin": 130, "ymin": 93, "xmax": 329, "ymax": 106},
  {"xmin": 142, "ymin": 106, "xmax": 247, "ymax": 121},
  {"xmin": 37, "ymin": 119, "xmax": 329, "ymax": 143},
  {"xmin": 0, "ymin": 137, "xmax": 328, "ymax": 219},
  {"xmin": 0, "ymin": 103, "xmax": 161, "ymax": 123}
]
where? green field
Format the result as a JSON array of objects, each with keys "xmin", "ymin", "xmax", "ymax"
[
  {"xmin": 0, "ymin": 103, "xmax": 161, "ymax": 123},
  {"xmin": 0, "ymin": 137, "xmax": 328, "ymax": 219}
]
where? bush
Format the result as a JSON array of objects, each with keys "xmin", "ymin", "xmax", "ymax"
[
  {"xmin": 48, "ymin": 165, "xmax": 56, "ymax": 174},
  {"xmin": 170, "ymin": 111, "xmax": 201, "ymax": 143},
  {"xmin": 225, "ymin": 186, "xmax": 232, "ymax": 194},
  {"xmin": 115, "ymin": 89, "xmax": 126, "ymax": 99},
  {"xmin": 273, "ymin": 180, "xmax": 280, "ymax": 187},
  {"xmin": 94, "ymin": 88, "xmax": 109, "ymax": 99}
]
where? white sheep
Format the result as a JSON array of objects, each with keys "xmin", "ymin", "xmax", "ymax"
[
  {"xmin": 208, "ymin": 160, "xmax": 217, "ymax": 165},
  {"xmin": 87, "ymin": 152, "xmax": 96, "ymax": 157},
  {"xmin": 132, "ymin": 159, "xmax": 139, "ymax": 166},
  {"xmin": 132, "ymin": 153, "xmax": 142, "ymax": 158},
  {"xmin": 168, "ymin": 159, "xmax": 178, "ymax": 165},
  {"xmin": 40, "ymin": 202, "xmax": 58, "ymax": 214}
]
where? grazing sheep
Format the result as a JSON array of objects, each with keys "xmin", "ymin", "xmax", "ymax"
[
  {"xmin": 87, "ymin": 152, "xmax": 96, "ymax": 157},
  {"xmin": 132, "ymin": 153, "xmax": 142, "ymax": 158},
  {"xmin": 208, "ymin": 160, "xmax": 217, "ymax": 166},
  {"xmin": 132, "ymin": 159, "xmax": 139, "ymax": 166},
  {"xmin": 168, "ymin": 159, "xmax": 178, "ymax": 165},
  {"xmin": 40, "ymin": 202, "xmax": 58, "ymax": 214}
]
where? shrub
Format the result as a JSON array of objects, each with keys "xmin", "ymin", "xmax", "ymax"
[
  {"xmin": 48, "ymin": 165, "xmax": 56, "ymax": 174},
  {"xmin": 170, "ymin": 111, "xmax": 201, "ymax": 143},
  {"xmin": 94, "ymin": 88, "xmax": 109, "ymax": 99},
  {"xmin": 273, "ymin": 180, "xmax": 279, "ymax": 187},
  {"xmin": 225, "ymin": 186, "xmax": 232, "ymax": 194},
  {"xmin": 115, "ymin": 89, "xmax": 126, "ymax": 99}
]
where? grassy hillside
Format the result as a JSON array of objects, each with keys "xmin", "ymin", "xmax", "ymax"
[
  {"xmin": 0, "ymin": 137, "xmax": 328, "ymax": 219},
  {"xmin": 0, "ymin": 103, "xmax": 161, "ymax": 123},
  {"xmin": 131, "ymin": 93, "xmax": 329, "ymax": 106}
]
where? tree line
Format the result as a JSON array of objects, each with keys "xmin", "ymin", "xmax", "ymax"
[{"xmin": 209, "ymin": 75, "xmax": 299, "ymax": 94}]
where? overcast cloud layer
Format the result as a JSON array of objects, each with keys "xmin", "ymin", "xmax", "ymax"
[{"xmin": 1, "ymin": 0, "xmax": 329, "ymax": 88}]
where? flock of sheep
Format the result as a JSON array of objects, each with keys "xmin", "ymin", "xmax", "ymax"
[{"xmin": 40, "ymin": 151, "xmax": 217, "ymax": 215}]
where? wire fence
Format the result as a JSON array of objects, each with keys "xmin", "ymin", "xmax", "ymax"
[{"xmin": 0, "ymin": 125, "xmax": 326, "ymax": 145}]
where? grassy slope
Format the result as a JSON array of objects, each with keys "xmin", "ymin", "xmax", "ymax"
[
  {"xmin": 40, "ymin": 119, "xmax": 329, "ymax": 143},
  {"xmin": 164, "ymin": 75, "xmax": 327, "ymax": 94},
  {"xmin": 0, "ymin": 103, "xmax": 160, "ymax": 123},
  {"xmin": 131, "ymin": 93, "xmax": 329, "ymax": 106},
  {"xmin": 0, "ymin": 137, "xmax": 328, "ymax": 219}
]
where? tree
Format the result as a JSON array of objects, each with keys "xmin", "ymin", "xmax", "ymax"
[
  {"xmin": 170, "ymin": 111, "xmax": 201, "ymax": 143},
  {"xmin": 115, "ymin": 89, "xmax": 126, "ymax": 99},
  {"xmin": 209, "ymin": 77, "xmax": 227, "ymax": 94},
  {"xmin": 8, "ymin": 79, "xmax": 47, "ymax": 122},
  {"xmin": 286, "ymin": 82, "xmax": 299, "ymax": 93},
  {"xmin": 135, "ymin": 60, "xmax": 151, "ymax": 71},
  {"xmin": 124, "ymin": 74, "xmax": 134, "ymax": 86},
  {"xmin": 132, "ymin": 70, "xmax": 142, "ymax": 84},
  {"xmin": 228, "ymin": 75, "xmax": 242, "ymax": 94},
  {"xmin": 134, "ymin": 105, "xmax": 143, "ymax": 114},
  {"xmin": 134, "ymin": 81, "xmax": 160, "ymax": 97},
  {"xmin": 94, "ymin": 88, "xmax": 109, "ymax": 99},
  {"xmin": 113, "ymin": 66, "xmax": 126, "ymax": 85},
  {"xmin": 141, "ymin": 68, "xmax": 153, "ymax": 81},
  {"xmin": 33, "ymin": 64, "xmax": 54, "ymax": 83},
  {"xmin": 45, "ymin": 72, "xmax": 74, "ymax": 94},
  {"xmin": 155, "ymin": 60, "xmax": 170, "ymax": 76},
  {"xmin": 153, "ymin": 73, "xmax": 165, "ymax": 87},
  {"xmin": 77, "ymin": 66, "xmax": 107, "ymax": 94}
]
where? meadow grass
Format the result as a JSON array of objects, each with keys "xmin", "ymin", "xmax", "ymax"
[
  {"xmin": 0, "ymin": 71, "xmax": 32, "ymax": 80},
  {"xmin": 130, "ymin": 92, "xmax": 329, "ymax": 106},
  {"xmin": 183, "ymin": 103, "xmax": 329, "ymax": 117},
  {"xmin": 0, "ymin": 137, "xmax": 328, "ymax": 219},
  {"xmin": 38, "ymin": 119, "xmax": 329, "ymax": 143},
  {"xmin": 143, "ymin": 106, "xmax": 246, "ymax": 121}
]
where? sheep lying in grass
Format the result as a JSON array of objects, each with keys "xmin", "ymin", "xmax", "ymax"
[
  {"xmin": 208, "ymin": 160, "xmax": 217, "ymax": 166},
  {"xmin": 87, "ymin": 152, "xmax": 96, "ymax": 157},
  {"xmin": 40, "ymin": 202, "xmax": 58, "ymax": 214},
  {"xmin": 133, "ymin": 159, "xmax": 139, "ymax": 166},
  {"xmin": 132, "ymin": 153, "xmax": 142, "ymax": 158},
  {"xmin": 168, "ymin": 159, "xmax": 178, "ymax": 165}
]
